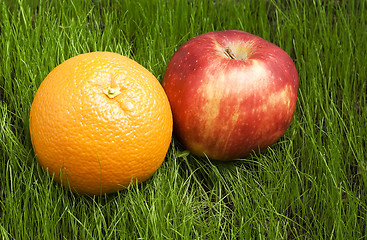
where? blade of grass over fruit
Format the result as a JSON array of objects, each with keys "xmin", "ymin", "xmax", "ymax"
[{"xmin": 1, "ymin": 0, "xmax": 366, "ymax": 239}]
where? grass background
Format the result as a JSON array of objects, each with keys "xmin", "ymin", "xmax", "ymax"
[{"xmin": 1, "ymin": 0, "xmax": 366, "ymax": 239}]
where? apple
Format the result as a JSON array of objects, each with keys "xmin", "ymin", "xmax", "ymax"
[{"xmin": 162, "ymin": 30, "xmax": 299, "ymax": 161}]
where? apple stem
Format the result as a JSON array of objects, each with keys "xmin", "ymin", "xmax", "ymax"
[{"xmin": 224, "ymin": 48, "xmax": 236, "ymax": 60}]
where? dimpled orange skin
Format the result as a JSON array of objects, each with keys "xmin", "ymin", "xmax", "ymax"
[{"xmin": 29, "ymin": 52, "xmax": 173, "ymax": 195}]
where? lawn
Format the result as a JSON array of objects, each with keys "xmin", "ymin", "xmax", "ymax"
[{"xmin": 1, "ymin": 0, "xmax": 366, "ymax": 239}]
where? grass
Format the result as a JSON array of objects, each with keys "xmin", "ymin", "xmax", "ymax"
[{"xmin": 0, "ymin": 0, "xmax": 366, "ymax": 239}]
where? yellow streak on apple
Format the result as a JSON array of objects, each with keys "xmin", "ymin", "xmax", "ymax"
[
  {"xmin": 252, "ymin": 83, "xmax": 294, "ymax": 144},
  {"xmin": 192, "ymin": 60, "xmax": 272, "ymax": 156},
  {"xmin": 190, "ymin": 57, "xmax": 295, "ymax": 159}
]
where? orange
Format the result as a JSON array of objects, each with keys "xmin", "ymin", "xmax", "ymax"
[{"xmin": 29, "ymin": 52, "xmax": 173, "ymax": 195}]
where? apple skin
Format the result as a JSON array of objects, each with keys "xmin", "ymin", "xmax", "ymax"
[{"xmin": 162, "ymin": 30, "xmax": 298, "ymax": 161}]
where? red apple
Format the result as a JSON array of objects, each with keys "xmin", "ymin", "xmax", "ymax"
[{"xmin": 162, "ymin": 30, "xmax": 299, "ymax": 161}]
